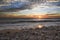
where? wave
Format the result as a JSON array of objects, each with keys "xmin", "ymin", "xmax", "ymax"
[{"xmin": 0, "ymin": 18, "xmax": 60, "ymax": 24}]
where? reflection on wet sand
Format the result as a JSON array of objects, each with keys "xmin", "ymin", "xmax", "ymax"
[{"xmin": 36, "ymin": 24, "xmax": 44, "ymax": 29}]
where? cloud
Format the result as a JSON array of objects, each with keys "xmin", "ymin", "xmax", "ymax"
[
  {"xmin": 44, "ymin": 2, "xmax": 60, "ymax": 6},
  {"xmin": 0, "ymin": 0, "xmax": 60, "ymax": 12},
  {"xmin": 0, "ymin": 0, "xmax": 4, "ymax": 4},
  {"xmin": 0, "ymin": 1, "xmax": 33, "ymax": 12}
]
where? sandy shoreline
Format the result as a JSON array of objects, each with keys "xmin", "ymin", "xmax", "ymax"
[{"xmin": 0, "ymin": 26, "xmax": 60, "ymax": 40}]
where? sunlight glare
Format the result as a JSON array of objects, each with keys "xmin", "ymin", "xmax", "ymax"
[{"xmin": 36, "ymin": 25, "xmax": 44, "ymax": 29}]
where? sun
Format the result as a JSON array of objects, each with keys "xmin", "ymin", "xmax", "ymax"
[{"xmin": 38, "ymin": 16, "xmax": 42, "ymax": 18}]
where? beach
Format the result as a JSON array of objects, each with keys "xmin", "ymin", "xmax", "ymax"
[
  {"xmin": 0, "ymin": 19, "xmax": 60, "ymax": 40},
  {"xmin": 0, "ymin": 26, "xmax": 60, "ymax": 40}
]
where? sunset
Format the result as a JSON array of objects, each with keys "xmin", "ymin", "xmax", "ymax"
[
  {"xmin": 0, "ymin": 0, "xmax": 60, "ymax": 40},
  {"xmin": 0, "ymin": 13, "xmax": 60, "ymax": 19}
]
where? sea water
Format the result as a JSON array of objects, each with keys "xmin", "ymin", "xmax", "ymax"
[{"xmin": 0, "ymin": 18, "xmax": 60, "ymax": 30}]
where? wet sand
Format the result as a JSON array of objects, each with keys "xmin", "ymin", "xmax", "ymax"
[{"xmin": 0, "ymin": 26, "xmax": 60, "ymax": 40}]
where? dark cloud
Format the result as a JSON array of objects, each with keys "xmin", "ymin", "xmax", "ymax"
[
  {"xmin": 0, "ymin": 1, "xmax": 33, "ymax": 12},
  {"xmin": 44, "ymin": 2, "xmax": 60, "ymax": 6},
  {"xmin": 0, "ymin": 0, "xmax": 4, "ymax": 4}
]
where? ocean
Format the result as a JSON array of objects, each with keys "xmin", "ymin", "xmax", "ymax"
[{"xmin": 0, "ymin": 18, "xmax": 60, "ymax": 30}]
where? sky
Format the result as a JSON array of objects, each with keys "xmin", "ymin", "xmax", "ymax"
[{"xmin": 0, "ymin": 0, "xmax": 60, "ymax": 15}]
